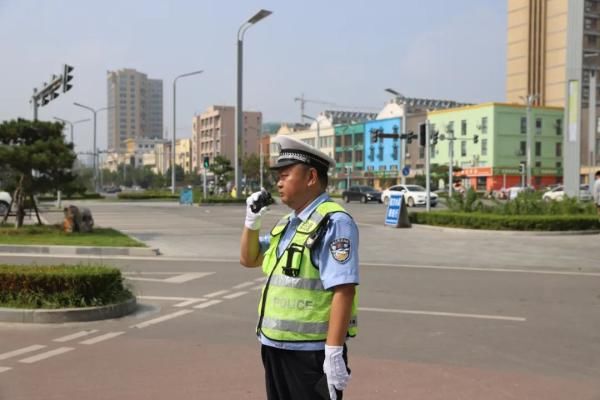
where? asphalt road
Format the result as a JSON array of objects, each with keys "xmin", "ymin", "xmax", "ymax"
[{"xmin": 0, "ymin": 200, "xmax": 599, "ymax": 399}]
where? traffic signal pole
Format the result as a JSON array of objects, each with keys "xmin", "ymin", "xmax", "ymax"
[{"xmin": 425, "ymin": 120, "xmax": 431, "ymax": 212}]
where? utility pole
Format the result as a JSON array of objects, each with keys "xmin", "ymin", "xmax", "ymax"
[
  {"xmin": 448, "ymin": 128, "xmax": 454, "ymax": 198},
  {"xmin": 521, "ymin": 94, "xmax": 537, "ymax": 188},
  {"xmin": 425, "ymin": 120, "xmax": 431, "ymax": 212}
]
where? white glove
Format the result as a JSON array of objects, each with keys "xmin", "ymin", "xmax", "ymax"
[
  {"xmin": 245, "ymin": 191, "xmax": 269, "ymax": 230},
  {"xmin": 323, "ymin": 345, "xmax": 350, "ymax": 399}
]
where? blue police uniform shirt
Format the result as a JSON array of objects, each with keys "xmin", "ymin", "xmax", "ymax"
[{"xmin": 258, "ymin": 192, "xmax": 360, "ymax": 351}]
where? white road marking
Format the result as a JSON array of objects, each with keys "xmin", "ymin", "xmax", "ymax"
[
  {"xmin": 138, "ymin": 296, "xmax": 197, "ymax": 301},
  {"xmin": 232, "ymin": 281, "xmax": 255, "ymax": 289},
  {"xmin": 163, "ymin": 272, "xmax": 214, "ymax": 283},
  {"xmin": 126, "ymin": 277, "xmax": 166, "ymax": 282},
  {"xmin": 193, "ymin": 300, "xmax": 222, "ymax": 309},
  {"xmin": 0, "ymin": 345, "xmax": 46, "ymax": 361},
  {"xmin": 254, "ymin": 277, "xmax": 266, "ymax": 282},
  {"xmin": 0, "ymin": 367, "xmax": 11, "ymax": 373},
  {"xmin": 19, "ymin": 347, "xmax": 74, "ymax": 364},
  {"xmin": 204, "ymin": 290, "xmax": 230, "ymax": 298},
  {"xmin": 365, "ymin": 262, "xmax": 600, "ymax": 277},
  {"xmin": 359, "ymin": 307, "xmax": 526, "ymax": 322},
  {"xmin": 251, "ymin": 285, "xmax": 263, "ymax": 291},
  {"xmin": 223, "ymin": 291, "xmax": 248, "ymax": 299},
  {"xmin": 131, "ymin": 310, "xmax": 194, "ymax": 329},
  {"xmin": 173, "ymin": 298, "xmax": 206, "ymax": 307},
  {"xmin": 53, "ymin": 330, "xmax": 99, "ymax": 343},
  {"xmin": 80, "ymin": 332, "xmax": 125, "ymax": 345}
]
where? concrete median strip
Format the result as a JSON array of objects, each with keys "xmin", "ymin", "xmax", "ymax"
[
  {"xmin": 0, "ymin": 297, "xmax": 137, "ymax": 323},
  {"xmin": 0, "ymin": 244, "xmax": 159, "ymax": 257}
]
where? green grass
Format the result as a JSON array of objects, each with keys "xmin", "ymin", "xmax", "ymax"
[{"xmin": 0, "ymin": 225, "xmax": 145, "ymax": 247}]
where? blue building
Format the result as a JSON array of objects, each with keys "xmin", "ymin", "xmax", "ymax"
[{"xmin": 364, "ymin": 117, "xmax": 404, "ymax": 183}]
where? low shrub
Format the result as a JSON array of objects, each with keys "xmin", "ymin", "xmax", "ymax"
[
  {"xmin": 38, "ymin": 193, "xmax": 104, "ymax": 201},
  {"xmin": 0, "ymin": 264, "xmax": 133, "ymax": 309},
  {"xmin": 117, "ymin": 191, "xmax": 178, "ymax": 200},
  {"xmin": 409, "ymin": 211, "xmax": 600, "ymax": 231},
  {"xmin": 198, "ymin": 196, "xmax": 246, "ymax": 204}
]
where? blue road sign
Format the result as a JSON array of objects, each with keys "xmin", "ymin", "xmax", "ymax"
[
  {"xmin": 402, "ymin": 166, "xmax": 411, "ymax": 176},
  {"xmin": 385, "ymin": 194, "xmax": 403, "ymax": 226}
]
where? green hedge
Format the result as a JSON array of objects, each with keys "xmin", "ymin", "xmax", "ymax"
[
  {"xmin": 409, "ymin": 211, "xmax": 600, "ymax": 231},
  {"xmin": 0, "ymin": 264, "xmax": 133, "ymax": 309},
  {"xmin": 198, "ymin": 196, "xmax": 246, "ymax": 204},
  {"xmin": 117, "ymin": 191, "xmax": 179, "ymax": 200}
]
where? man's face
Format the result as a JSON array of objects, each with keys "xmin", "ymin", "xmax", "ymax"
[{"xmin": 276, "ymin": 163, "xmax": 313, "ymax": 208}]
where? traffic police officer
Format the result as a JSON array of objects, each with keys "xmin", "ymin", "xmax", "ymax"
[{"xmin": 240, "ymin": 135, "xmax": 359, "ymax": 400}]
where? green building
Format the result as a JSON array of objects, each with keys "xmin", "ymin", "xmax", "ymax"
[{"xmin": 427, "ymin": 103, "xmax": 564, "ymax": 191}]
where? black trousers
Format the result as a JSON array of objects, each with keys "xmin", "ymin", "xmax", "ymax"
[{"xmin": 261, "ymin": 345, "xmax": 348, "ymax": 400}]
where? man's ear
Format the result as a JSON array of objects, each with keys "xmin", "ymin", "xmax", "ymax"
[{"xmin": 307, "ymin": 167, "xmax": 319, "ymax": 187}]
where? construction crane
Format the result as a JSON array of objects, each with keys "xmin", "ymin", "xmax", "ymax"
[
  {"xmin": 294, "ymin": 93, "xmax": 379, "ymax": 122},
  {"xmin": 294, "ymin": 94, "xmax": 338, "ymax": 123}
]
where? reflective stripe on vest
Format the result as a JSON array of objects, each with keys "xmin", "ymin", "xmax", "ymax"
[{"xmin": 257, "ymin": 201, "xmax": 358, "ymax": 343}]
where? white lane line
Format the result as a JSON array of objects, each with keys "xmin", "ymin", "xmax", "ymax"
[
  {"xmin": 204, "ymin": 290, "xmax": 230, "ymax": 298},
  {"xmin": 174, "ymin": 298, "xmax": 207, "ymax": 307},
  {"xmin": 19, "ymin": 347, "xmax": 74, "ymax": 364},
  {"xmin": 232, "ymin": 281, "xmax": 255, "ymax": 289},
  {"xmin": 223, "ymin": 291, "xmax": 248, "ymax": 299},
  {"xmin": 163, "ymin": 272, "xmax": 214, "ymax": 283},
  {"xmin": 53, "ymin": 330, "xmax": 99, "ymax": 343},
  {"xmin": 126, "ymin": 277, "xmax": 166, "ymax": 282},
  {"xmin": 254, "ymin": 277, "xmax": 266, "ymax": 282},
  {"xmin": 359, "ymin": 307, "xmax": 526, "ymax": 322},
  {"xmin": 80, "ymin": 332, "xmax": 125, "ymax": 345},
  {"xmin": 0, "ymin": 345, "xmax": 46, "ymax": 361},
  {"xmin": 0, "ymin": 367, "xmax": 11, "ymax": 373},
  {"xmin": 138, "ymin": 296, "xmax": 196, "ymax": 301},
  {"xmin": 193, "ymin": 300, "xmax": 222, "ymax": 309},
  {"xmin": 365, "ymin": 262, "xmax": 600, "ymax": 277},
  {"xmin": 131, "ymin": 310, "xmax": 195, "ymax": 329}
]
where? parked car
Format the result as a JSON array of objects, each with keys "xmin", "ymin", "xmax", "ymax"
[
  {"xmin": 0, "ymin": 191, "xmax": 12, "ymax": 215},
  {"xmin": 342, "ymin": 186, "xmax": 382, "ymax": 203},
  {"xmin": 382, "ymin": 184, "xmax": 438, "ymax": 207},
  {"xmin": 542, "ymin": 185, "xmax": 593, "ymax": 202}
]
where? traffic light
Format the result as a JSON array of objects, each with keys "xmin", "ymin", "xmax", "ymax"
[
  {"xmin": 203, "ymin": 156, "xmax": 210, "ymax": 168},
  {"xmin": 431, "ymin": 131, "xmax": 439, "ymax": 146},
  {"xmin": 370, "ymin": 129, "xmax": 379, "ymax": 143},
  {"xmin": 473, "ymin": 134, "xmax": 479, "ymax": 144},
  {"xmin": 519, "ymin": 161, "xmax": 526, "ymax": 174},
  {"xmin": 406, "ymin": 132, "xmax": 416, "ymax": 144},
  {"xmin": 419, "ymin": 124, "xmax": 426, "ymax": 146},
  {"xmin": 62, "ymin": 64, "xmax": 74, "ymax": 92}
]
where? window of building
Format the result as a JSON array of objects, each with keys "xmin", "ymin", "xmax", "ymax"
[
  {"xmin": 461, "ymin": 120, "xmax": 467, "ymax": 136},
  {"xmin": 535, "ymin": 161, "xmax": 542, "ymax": 168},
  {"xmin": 535, "ymin": 141, "xmax": 542, "ymax": 156},
  {"xmin": 520, "ymin": 141, "xmax": 526, "ymax": 156},
  {"xmin": 520, "ymin": 117, "xmax": 526, "ymax": 134},
  {"xmin": 368, "ymin": 146, "xmax": 374, "ymax": 162},
  {"xmin": 556, "ymin": 161, "xmax": 562, "ymax": 169},
  {"xmin": 481, "ymin": 138, "xmax": 488, "ymax": 156},
  {"xmin": 379, "ymin": 165, "xmax": 386, "ymax": 171},
  {"xmin": 419, "ymin": 147, "xmax": 425, "ymax": 159},
  {"xmin": 555, "ymin": 119, "xmax": 562, "ymax": 135},
  {"xmin": 392, "ymin": 144, "xmax": 398, "ymax": 160},
  {"xmin": 461, "ymin": 140, "xmax": 467, "ymax": 156},
  {"xmin": 480, "ymin": 117, "xmax": 488, "ymax": 134},
  {"xmin": 556, "ymin": 142, "xmax": 562, "ymax": 157},
  {"xmin": 535, "ymin": 118, "xmax": 542, "ymax": 134},
  {"xmin": 377, "ymin": 145, "xmax": 384, "ymax": 161}
]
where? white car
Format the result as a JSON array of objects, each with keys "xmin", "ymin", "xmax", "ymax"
[
  {"xmin": 0, "ymin": 191, "xmax": 11, "ymax": 215},
  {"xmin": 382, "ymin": 184, "xmax": 438, "ymax": 207},
  {"xmin": 542, "ymin": 185, "xmax": 593, "ymax": 202}
]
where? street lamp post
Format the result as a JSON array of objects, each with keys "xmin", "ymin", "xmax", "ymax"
[
  {"xmin": 53, "ymin": 117, "xmax": 90, "ymax": 144},
  {"xmin": 519, "ymin": 94, "xmax": 537, "ymax": 188},
  {"xmin": 236, "ymin": 9, "xmax": 272, "ymax": 199},
  {"xmin": 172, "ymin": 70, "xmax": 203, "ymax": 194},
  {"xmin": 302, "ymin": 114, "xmax": 321, "ymax": 149},
  {"xmin": 385, "ymin": 88, "xmax": 407, "ymax": 184},
  {"xmin": 73, "ymin": 103, "xmax": 114, "ymax": 192}
]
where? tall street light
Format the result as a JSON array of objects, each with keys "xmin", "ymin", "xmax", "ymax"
[
  {"xmin": 385, "ymin": 88, "xmax": 407, "ymax": 184},
  {"xmin": 302, "ymin": 114, "xmax": 320, "ymax": 149},
  {"xmin": 53, "ymin": 117, "xmax": 90, "ymax": 144},
  {"xmin": 172, "ymin": 70, "xmax": 203, "ymax": 194},
  {"xmin": 519, "ymin": 94, "xmax": 537, "ymax": 188},
  {"xmin": 236, "ymin": 9, "xmax": 273, "ymax": 198},
  {"xmin": 73, "ymin": 102, "xmax": 114, "ymax": 192}
]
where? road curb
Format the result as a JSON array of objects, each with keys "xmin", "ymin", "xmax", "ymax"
[
  {"xmin": 412, "ymin": 224, "xmax": 600, "ymax": 236},
  {"xmin": 0, "ymin": 297, "xmax": 137, "ymax": 323},
  {"xmin": 0, "ymin": 244, "xmax": 159, "ymax": 257}
]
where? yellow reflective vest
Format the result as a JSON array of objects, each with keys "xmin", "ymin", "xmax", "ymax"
[{"xmin": 257, "ymin": 201, "xmax": 358, "ymax": 342}]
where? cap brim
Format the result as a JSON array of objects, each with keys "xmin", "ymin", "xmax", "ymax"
[{"xmin": 269, "ymin": 159, "xmax": 302, "ymax": 170}]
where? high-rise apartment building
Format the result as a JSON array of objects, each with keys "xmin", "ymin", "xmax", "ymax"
[
  {"xmin": 506, "ymin": 0, "xmax": 600, "ymax": 165},
  {"xmin": 191, "ymin": 105, "xmax": 262, "ymax": 172},
  {"xmin": 107, "ymin": 68, "xmax": 163, "ymax": 151}
]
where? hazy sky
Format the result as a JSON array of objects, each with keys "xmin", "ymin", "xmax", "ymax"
[{"xmin": 0, "ymin": 0, "xmax": 507, "ymax": 155}]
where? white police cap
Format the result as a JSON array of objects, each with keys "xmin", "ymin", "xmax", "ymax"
[{"xmin": 270, "ymin": 135, "xmax": 336, "ymax": 171}]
